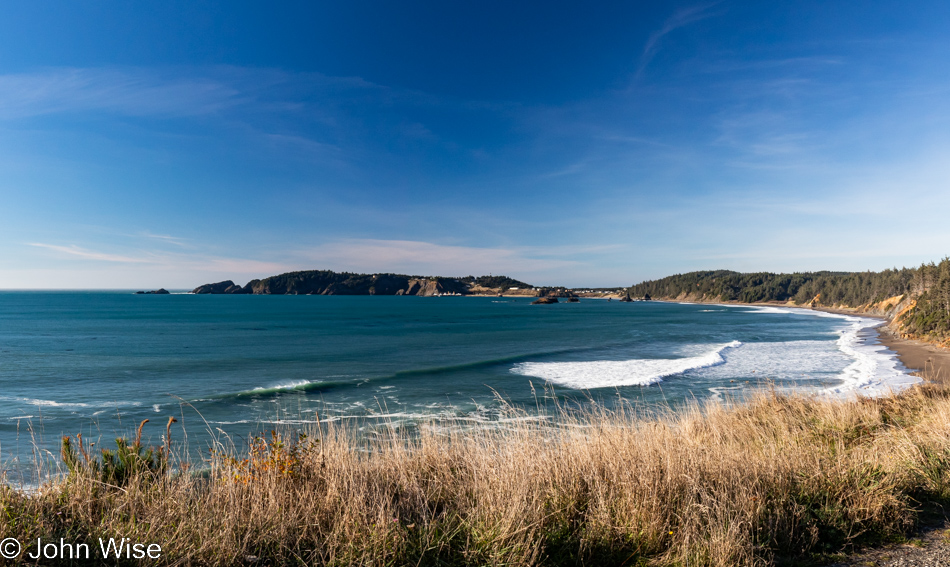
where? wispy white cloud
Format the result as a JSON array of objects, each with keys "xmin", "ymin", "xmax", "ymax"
[
  {"xmin": 3, "ymin": 40, "xmax": 948, "ymax": 292},
  {"xmin": 538, "ymin": 161, "xmax": 588, "ymax": 179},
  {"xmin": 15, "ymin": 238, "xmax": 624, "ymax": 288},
  {"xmin": 137, "ymin": 232, "xmax": 191, "ymax": 247},
  {"xmin": 28, "ymin": 243, "xmax": 151, "ymax": 263},
  {"xmin": 258, "ymin": 133, "xmax": 350, "ymax": 170},
  {"xmin": 0, "ymin": 65, "xmax": 508, "ymax": 182},
  {"xmin": 0, "ymin": 66, "xmax": 502, "ymax": 123},
  {"xmin": 0, "ymin": 68, "xmax": 248, "ymax": 120},
  {"xmin": 699, "ymin": 56, "xmax": 845, "ymax": 75},
  {"xmin": 196, "ymin": 257, "xmax": 292, "ymax": 275},
  {"xmin": 595, "ymin": 134, "xmax": 671, "ymax": 147},
  {"xmin": 637, "ymin": 3, "xmax": 721, "ymax": 78},
  {"xmin": 300, "ymin": 239, "xmax": 590, "ymax": 278},
  {"xmin": 27, "ymin": 242, "xmax": 290, "ymax": 277}
]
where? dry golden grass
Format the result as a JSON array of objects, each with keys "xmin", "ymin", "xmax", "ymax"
[{"xmin": 5, "ymin": 379, "xmax": 950, "ymax": 566}]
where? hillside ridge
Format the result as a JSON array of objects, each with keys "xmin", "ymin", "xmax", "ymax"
[
  {"xmin": 625, "ymin": 260, "xmax": 950, "ymax": 347},
  {"xmin": 193, "ymin": 271, "xmax": 538, "ymax": 297}
]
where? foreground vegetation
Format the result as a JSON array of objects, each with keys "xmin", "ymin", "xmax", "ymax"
[
  {"xmin": 4, "ymin": 379, "xmax": 950, "ymax": 565},
  {"xmin": 627, "ymin": 257, "xmax": 950, "ymax": 344}
]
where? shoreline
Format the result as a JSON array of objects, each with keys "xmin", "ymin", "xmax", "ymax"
[
  {"xmin": 8, "ymin": 296, "xmax": 950, "ymax": 564},
  {"xmin": 656, "ymin": 298, "xmax": 950, "ymax": 389},
  {"xmin": 804, "ymin": 305, "xmax": 950, "ymax": 383},
  {"xmin": 877, "ymin": 328, "xmax": 950, "ymax": 383}
]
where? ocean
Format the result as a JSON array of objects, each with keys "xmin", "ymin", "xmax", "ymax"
[{"xmin": 0, "ymin": 292, "xmax": 918, "ymax": 481}]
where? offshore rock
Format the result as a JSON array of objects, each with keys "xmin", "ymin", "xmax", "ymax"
[
  {"xmin": 531, "ymin": 296, "xmax": 559, "ymax": 305},
  {"xmin": 136, "ymin": 288, "xmax": 170, "ymax": 295}
]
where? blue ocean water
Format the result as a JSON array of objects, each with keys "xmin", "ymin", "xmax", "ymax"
[{"xmin": 0, "ymin": 292, "xmax": 915, "ymax": 479}]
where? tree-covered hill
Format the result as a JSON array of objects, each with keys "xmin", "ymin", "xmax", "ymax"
[
  {"xmin": 626, "ymin": 269, "xmax": 916, "ymax": 305},
  {"xmin": 903, "ymin": 260, "xmax": 950, "ymax": 342},
  {"xmin": 192, "ymin": 271, "xmax": 534, "ymax": 296},
  {"xmin": 462, "ymin": 275, "xmax": 533, "ymax": 289},
  {"xmin": 627, "ymin": 258, "xmax": 950, "ymax": 344}
]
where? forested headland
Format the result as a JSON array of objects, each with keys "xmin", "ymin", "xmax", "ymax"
[
  {"xmin": 192, "ymin": 271, "xmax": 534, "ymax": 296},
  {"xmin": 626, "ymin": 258, "xmax": 950, "ymax": 345}
]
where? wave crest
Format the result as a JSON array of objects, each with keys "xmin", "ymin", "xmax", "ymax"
[{"xmin": 511, "ymin": 341, "xmax": 742, "ymax": 389}]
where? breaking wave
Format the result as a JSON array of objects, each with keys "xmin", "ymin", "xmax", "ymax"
[{"xmin": 511, "ymin": 341, "xmax": 742, "ymax": 389}]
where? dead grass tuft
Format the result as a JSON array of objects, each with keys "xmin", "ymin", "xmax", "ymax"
[{"xmin": 5, "ymin": 378, "xmax": 950, "ymax": 565}]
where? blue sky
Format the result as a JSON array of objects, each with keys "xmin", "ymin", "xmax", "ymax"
[{"xmin": 2, "ymin": 1, "xmax": 950, "ymax": 288}]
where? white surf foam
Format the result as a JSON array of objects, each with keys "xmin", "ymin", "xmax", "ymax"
[
  {"xmin": 252, "ymin": 380, "xmax": 314, "ymax": 392},
  {"xmin": 708, "ymin": 386, "xmax": 743, "ymax": 402},
  {"xmin": 0, "ymin": 395, "xmax": 110, "ymax": 409},
  {"xmin": 1, "ymin": 396, "xmax": 89, "ymax": 408},
  {"xmin": 707, "ymin": 303, "xmax": 921, "ymax": 396},
  {"xmin": 822, "ymin": 316, "xmax": 921, "ymax": 396},
  {"xmin": 511, "ymin": 341, "xmax": 742, "ymax": 389},
  {"xmin": 737, "ymin": 305, "xmax": 795, "ymax": 315}
]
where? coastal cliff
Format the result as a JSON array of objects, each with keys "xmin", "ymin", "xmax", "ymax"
[
  {"xmin": 626, "ymin": 260, "xmax": 950, "ymax": 348},
  {"xmin": 193, "ymin": 271, "xmax": 533, "ymax": 297}
]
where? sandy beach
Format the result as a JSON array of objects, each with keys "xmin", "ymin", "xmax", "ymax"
[
  {"xmin": 690, "ymin": 302, "xmax": 950, "ymax": 387},
  {"xmin": 807, "ymin": 305, "xmax": 950, "ymax": 384},
  {"xmin": 878, "ymin": 329, "xmax": 950, "ymax": 383},
  {"xmin": 731, "ymin": 303, "xmax": 950, "ymax": 385}
]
